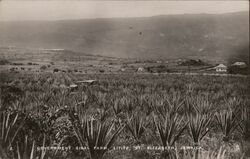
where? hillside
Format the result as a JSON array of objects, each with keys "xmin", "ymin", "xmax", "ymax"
[{"xmin": 0, "ymin": 11, "xmax": 249, "ymax": 62}]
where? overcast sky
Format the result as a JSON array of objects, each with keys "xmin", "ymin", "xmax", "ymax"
[{"xmin": 0, "ymin": 1, "xmax": 249, "ymax": 21}]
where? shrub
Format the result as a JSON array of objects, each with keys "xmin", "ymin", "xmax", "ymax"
[
  {"xmin": 179, "ymin": 59, "xmax": 208, "ymax": 66},
  {"xmin": 0, "ymin": 59, "xmax": 10, "ymax": 65},
  {"xmin": 228, "ymin": 65, "xmax": 249, "ymax": 75},
  {"xmin": 99, "ymin": 70, "xmax": 105, "ymax": 73},
  {"xmin": 146, "ymin": 65, "xmax": 170, "ymax": 73},
  {"xmin": 40, "ymin": 65, "xmax": 47, "ymax": 70},
  {"xmin": 53, "ymin": 68, "xmax": 59, "ymax": 73}
]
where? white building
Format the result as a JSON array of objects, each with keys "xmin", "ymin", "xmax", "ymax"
[
  {"xmin": 214, "ymin": 64, "xmax": 227, "ymax": 72},
  {"xmin": 120, "ymin": 68, "xmax": 125, "ymax": 72},
  {"xmin": 232, "ymin": 62, "xmax": 247, "ymax": 68},
  {"xmin": 137, "ymin": 67, "xmax": 144, "ymax": 72}
]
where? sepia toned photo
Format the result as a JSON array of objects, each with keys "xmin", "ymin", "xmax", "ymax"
[{"xmin": 0, "ymin": 1, "xmax": 249, "ymax": 159}]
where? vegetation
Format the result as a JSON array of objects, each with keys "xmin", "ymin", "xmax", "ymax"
[
  {"xmin": 53, "ymin": 68, "xmax": 59, "ymax": 73},
  {"xmin": 146, "ymin": 65, "xmax": 170, "ymax": 73},
  {"xmin": 40, "ymin": 65, "xmax": 47, "ymax": 71},
  {"xmin": 0, "ymin": 59, "xmax": 10, "ymax": 65},
  {"xmin": 179, "ymin": 59, "xmax": 208, "ymax": 66},
  {"xmin": 0, "ymin": 72, "xmax": 249, "ymax": 159},
  {"xmin": 228, "ymin": 65, "xmax": 249, "ymax": 75}
]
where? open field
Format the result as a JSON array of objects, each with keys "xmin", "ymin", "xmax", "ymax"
[
  {"xmin": 0, "ymin": 72, "xmax": 249, "ymax": 159},
  {"xmin": 2, "ymin": 47, "xmax": 248, "ymax": 75}
]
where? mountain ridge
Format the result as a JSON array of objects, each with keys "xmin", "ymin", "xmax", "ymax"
[{"xmin": 0, "ymin": 11, "xmax": 249, "ymax": 63}]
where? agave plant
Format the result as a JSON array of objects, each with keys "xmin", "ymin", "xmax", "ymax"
[
  {"xmin": 192, "ymin": 96, "xmax": 214, "ymax": 115},
  {"xmin": 125, "ymin": 101, "xmax": 134, "ymax": 117},
  {"xmin": 112, "ymin": 99, "xmax": 123, "ymax": 117},
  {"xmin": 238, "ymin": 106, "xmax": 250, "ymax": 140},
  {"xmin": 0, "ymin": 112, "xmax": 25, "ymax": 158},
  {"xmin": 70, "ymin": 113, "xmax": 87, "ymax": 150},
  {"xmin": 96, "ymin": 107, "xmax": 111, "ymax": 122},
  {"xmin": 153, "ymin": 112, "xmax": 187, "ymax": 151},
  {"xmin": 187, "ymin": 113, "xmax": 213, "ymax": 145},
  {"xmin": 165, "ymin": 93, "xmax": 184, "ymax": 115},
  {"xmin": 183, "ymin": 96, "xmax": 196, "ymax": 115},
  {"xmin": 237, "ymin": 106, "xmax": 250, "ymax": 156},
  {"xmin": 16, "ymin": 136, "xmax": 36, "ymax": 159},
  {"xmin": 154, "ymin": 93, "xmax": 184, "ymax": 119},
  {"xmin": 71, "ymin": 114, "xmax": 125, "ymax": 159},
  {"xmin": 215, "ymin": 109, "xmax": 240, "ymax": 142},
  {"xmin": 126, "ymin": 114, "xmax": 146, "ymax": 144},
  {"xmin": 182, "ymin": 147, "xmax": 227, "ymax": 159},
  {"xmin": 153, "ymin": 112, "xmax": 187, "ymax": 159},
  {"xmin": 51, "ymin": 88, "xmax": 71, "ymax": 109}
]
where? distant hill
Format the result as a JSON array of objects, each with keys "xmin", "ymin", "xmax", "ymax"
[{"xmin": 0, "ymin": 11, "xmax": 249, "ymax": 63}]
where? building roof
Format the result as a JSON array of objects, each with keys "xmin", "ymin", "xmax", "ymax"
[
  {"xmin": 76, "ymin": 80, "xmax": 96, "ymax": 84},
  {"xmin": 69, "ymin": 84, "xmax": 78, "ymax": 88},
  {"xmin": 232, "ymin": 62, "xmax": 246, "ymax": 66},
  {"xmin": 214, "ymin": 64, "xmax": 227, "ymax": 68}
]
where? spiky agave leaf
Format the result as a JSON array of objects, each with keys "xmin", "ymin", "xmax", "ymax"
[
  {"xmin": 0, "ymin": 112, "xmax": 25, "ymax": 158},
  {"xmin": 112, "ymin": 99, "xmax": 123, "ymax": 117},
  {"xmin": 165, "ymin": 92, "xmax": 184, "ymax": 115},
  {"xmin": 85, "ymin": 119, "xmax": 125, "ymax": 159},
  {"xmin": 16, "ymin": 136, "xmax": 36, "ymax": 159},
  {"xmin": 69, "ymin": 113, "xmax": 88, "ymax": 148},
  {"xmin": 187, "ymin": 113, "xmax": 213, "ymax": 144},
  {"xmin": 238, "ymin": 106, "xmax": 250, "ymax": 140},
  {"xmin": 154, "ymin": 93, "xmax": 184, "ymax": 118},
  {"xmin": 192, "ymin": 96, "xmax": 214, "ymax": 115},
  {"xmin": 72, "ymin": 114, "xmax": 125, "ymax": 159},
  {"xmin": 215, "ymin": 109, "xmax": 240, "ymax": 142},
  {"xmin": 153, "ymin": 112, "xmax": 187, "ymax": 148},
  {"xmin": 126, "ymin": 114, "xmax": 146, "ymax": 143}
]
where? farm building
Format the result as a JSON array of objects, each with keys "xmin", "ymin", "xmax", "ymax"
[
  {"xmin": 232, "ymin": 62, "xmax": 247, "ymax": 68},
  {"xmin": 214, "ymin": 64, "xmax": 227, "ymax": 72},
  {"xmin": 120, "ymin": 68, "xmax": 125, "ymax": 72},
  {"xmin": 137, "ymin": 67, "xmax": 144, "ymax": 72}
]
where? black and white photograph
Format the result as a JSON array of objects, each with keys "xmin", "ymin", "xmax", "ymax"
[{"xmin": 0, "ymin": 0, "xmax": 249, "ymax": 159}]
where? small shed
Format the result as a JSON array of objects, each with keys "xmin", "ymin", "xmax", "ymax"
[
  {"xmin": 214, "ymin": 64, "xmax": 227, "ymax": 72},
  {"xmin": 137, "ymin": 67, "xmax": 144, "ymax": 72},
  {"xmin": 120, "ymin": 68, "xmax": 125, "ymax": 72},
  {"xmin": 232, "ymin": 62, "xmax": 247, "ymax": 68}
]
